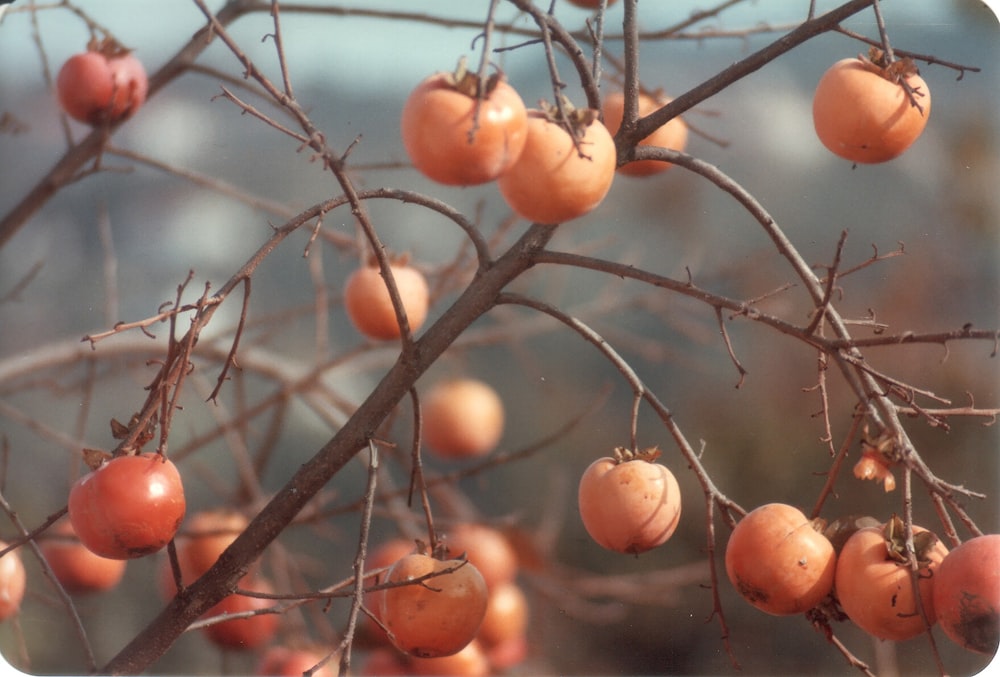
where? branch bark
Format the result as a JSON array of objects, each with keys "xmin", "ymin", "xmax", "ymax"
[{"xmin": 100, "ymin": 223, "xmax": 556, "ymax": 675}]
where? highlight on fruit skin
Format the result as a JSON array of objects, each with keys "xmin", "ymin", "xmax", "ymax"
[{"xmin": 812, "ymin": 49, "xmax": 930, "ymax": 164}]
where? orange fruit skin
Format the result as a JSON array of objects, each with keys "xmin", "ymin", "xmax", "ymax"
[
  {"xmin": 357, "ymin": 537, "xmax": 417, "ymax": 647},
  {"xmin": 497, "ymin": 110, "xmax": 616, "ymax": 225},
  {"xmin": 812, "ymin": 57, "xmax": 930, "ymax": 164},
  {"xmin": 68, "ymin": 452, "xmax": 186, "ymax": 560},
  {"xmin": 423, "ymin": 379, "xmax": 505, "ymax": 459},
  {"xmin": 401, "ymin": 73, "xmax": 527, "ymax": 186},
  {"xmin": 724, "ymin": 503, "xmax": 835, "ymax": 616},
  {"xmin": 202, "ymin": 577, "xmax": 279, "ymax": 650},
  {"xmin": 381, "ymin": 554, "xmax": 489, "ymax": 658},
  {"xmin": 255, "ymin": 647, "xmax": 339, "ymax": 677},
  {"xmin": 442, "ymin": 523, "xmax": 518, "ymax": 591},
  {"xmin": 344, "ymin": 263, "xmax": 429, "ymax": 341},
  {"xmin": 932, "ymin": 534, "xmax": 1000, "ymax": 655},
  {"xmin": 41, "ymin": 520, "xmax": 126, "ymax": 594},
  {"xmin": 56, "ymin": 51, "xmax": 148, "ymax": 125},
  {"xmin": 602, "ymin": 91, "xmax": 688, "ymax": 176},
  {"xmin": 478, "ymin": 581, "xmax": 529, "ymax": 648},
  {"xmin": 0, "ymin": 541, "xmax": 26, "ymax": 620},
  {"xmin": 835, "ymin": 524, "xmax": 948, "ymax": 641},
  {"xmin": 578, "ymin": 456, "xmax": 682, "ymax": 555},
  {"xmin": 409, "ymin": 640, "xmax": 490, "ymax": 676}
]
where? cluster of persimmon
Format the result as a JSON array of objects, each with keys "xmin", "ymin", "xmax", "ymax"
[
  {"xmin": 17, "ymin": 12, "xmax": 956, "ymax": 676},
  {"xmin": 400, "ymin": 59, "xmax": 689, "ymax": 227},
  {"xmin": 358, "ymin": 523, "xmax": 531, "ymax": 676},
  {"xmin": 724, "ymin": 505, "xmax": 999, "ymax": 655}
]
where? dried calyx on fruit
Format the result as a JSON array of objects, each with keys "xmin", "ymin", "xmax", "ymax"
[
  {"xmin": 883, "ymin": 514, "xmax": 941, "ymax": 566},
  {"xmin": 858, "ymin": 47, "xmax": 927, "ymax": 113}
]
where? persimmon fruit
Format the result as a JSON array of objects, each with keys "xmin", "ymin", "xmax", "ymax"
[
  {"xmin": 423, "ymin": 379, "xmax": 505, "ymax": 459},
  {"xmin": 408, "ymin": 639, "xmax": 490, "ymax": 677},
  {"xmin": 497, "ymin": 105, "xmax": 616, "ymax": 224},
  {"xmin": 578, "ymin": 447, "xmax": 682, "ymax": 555},
  {"xmin": 344, "ymin": 260, "xmax": 429, "ymax": 341},
  {"xmin": 56, "ymin": 39, "xmax": 147, "ymax": 125},
  {"xmin": 477, "ymin": 581, "xmax": 529, "ymax": 649},
  {"xmin": 401, "ymin": 65, "xmax": 527, "ymax": 186},
  {"xmin": 68, "ymin": 452, "xmax": 186, "ymax": 560},
  {"xmin": 41, "ymin": 519, "xmax": 127, "ymax": 594},
  {"xmin": 0, "ymin": 542, "xmax": 26, "ymax": 621},
  {"xmin": 601, "ymin": 90, "xmax": 688, "ymax": 176},
  {"xmin": 380, "ymin": 553, "xmax": 488, "ymax": 658},
  {"xmin": 835, "ymin": 517, "xmax": 948, "ymax": 641},
  {"xmin": 202, "ymin": 577, "xmax": 280, "ymax": 650},
  {"xmin": 255, "ymin": 646, "xmax": 339, "ymax": 677},
  {"xmin": 812, "ymin": 55, "xmax": 930, "ymax": 164},
  {"xmin": 932, "ymin": 534, "xmax": 1000, "ymax": 654},
  {"xmin": 724, "ymin": 503, "xmax": 835, "ymax": 615},
  {"xmin": 442, "ymin": 523, "xmax": 518, "ymax": 590}
]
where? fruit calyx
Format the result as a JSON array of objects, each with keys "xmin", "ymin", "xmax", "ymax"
[
  {"xmin": 883, "ymin": 514, "xmax": 940, "ymax": 567},
  {"xmin": 87, "ymin": 36, "xmax": 135, "ymax": 60},
  {"xmin": 859, "ymin": 46, "xmax": 921, "ymax": 83},
  {"xmin": 611, "ymin": 445, "xmax": 662, "ymax": 464},
  {"xmin": 538, "ymin": 96, "xmax": 599, "ymax": 138},
  {"xmin": 446, "ymin": 56, "xmax": 503, "ymax": 99},
  {"xmin": 857, "ymin": 47, "xmax": 927, "ymax": 113}
]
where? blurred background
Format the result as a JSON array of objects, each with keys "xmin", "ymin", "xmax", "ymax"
[{"xmin": 0, "ymin": 1, "xmax": 998, "ymax": 675}]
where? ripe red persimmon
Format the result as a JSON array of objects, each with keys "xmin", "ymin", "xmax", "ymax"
[
  {"xmin": 477, "ymin": 581, "xmax": 529, "ymax": 649},
  {"xmin": 344, "ymin": 260, "xmax": 429, "ymax": 341},
  {"xmin": 359, "ymin": 537, "xmax": 417, "ymax": 646},
  {"xmin": 932, "ymin": 534, "xmax": 1000, "ymax": 654},
  {"xmin": 423, "ymin": 379, "xmax": 505, "ymax": 459},
  {"xmin": 56, "ymin": 39, "xmax": 147, "ymax": 125},
  {"xmin": 401, "ymin": 65, "xmax": 527, "ymax": 186},
  {"xmin": 41, "ymin": 520, "xmax": 127, "ymax": 594},
  {"xmin": 68, "ymin": 452, "xmax": 186, "ymax": 560},
  {"xmin": 380, "ymin": 553, "xmax": 488, "ymax": 658},
  {"xmin": 202, "ymin": 577, "xmax": 280, "ymax": 650},
  {"xmin": 442, "ymin": 523, "xmax": 519, "ymax": 591},
  {"xmin": 835, "ymin": 517, "xmax": 948, "ymax": 641},
  {"xmin": 724, "ymin": 503, "xmax": 835, "ymax": 615},
  {"xmin": 601, "ymin": 90, "xmax": 688, "ymax": 177},
  {"xmin": 497, "ymin": 105, "xmax": 616, "ymax": 224},
  {"xmin": 578, "ymin": 447, "xmax": 682, "ymax": 555},
  {"xmin": 812, "ymin": 54, "xmax": 930, "ymax": 164},
  {"xmin": 408, "ymin": 639, "xmax": 490, "ymax": 677},
  {"xmin": 0, "ymin": 541, "xmax": 26, "ymax": 621},
  {"xmin": 177, "ymin": 508, "xmax": 249, "ymax": 581},
  {"xmin": 159, "ymin": 508, "xmax": 250, "ymax": 599},
  {"xmin": 255, "ymin": 646, "xmax": 339, "ymax": 677}
]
